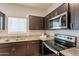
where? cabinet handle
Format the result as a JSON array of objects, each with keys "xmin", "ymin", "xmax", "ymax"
[
  {"xmin": 27, "ymin": 45, "xmax": 30, "ymax": 48},
  {"xmin": 31, "ymin": 42, "xmax": 36, "ymax": 44},
  {"xmin": 12, "ymin": 48, "xmax": 15, "ymax": 51}
]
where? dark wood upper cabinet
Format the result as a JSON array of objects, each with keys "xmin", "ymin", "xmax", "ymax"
[
  {"xmin": 29, "ymin": 15, "xmax": 44, "ymax": 30},
  {"xmin": 50, "ymin": 3, "xmax": 69, "ymax": 19},
  {"xmin": 69, "ymin": 3, "xmax": 79, "ymax": 29}
]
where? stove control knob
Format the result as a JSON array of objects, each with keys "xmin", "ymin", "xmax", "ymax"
[
  {"xmin": 67, "ymin": 37, "xmax": 69, "ymax": 39},
  {"xmin": 69, "ymin": 37, "xmax": 72, "ymax": 40}
]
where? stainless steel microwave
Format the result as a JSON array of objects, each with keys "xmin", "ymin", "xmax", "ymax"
[{"xmin": 48, "ymin": 11, "xmax": 68, "ymax": 29}]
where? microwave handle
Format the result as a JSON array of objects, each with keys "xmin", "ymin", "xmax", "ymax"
[
  {"xmin": 70, "ymin": 23, "xmax": 73, "ymax": 29},
  {"xmin": 60, "ymin": 16, "xmax": 62, "ymax": 26}
]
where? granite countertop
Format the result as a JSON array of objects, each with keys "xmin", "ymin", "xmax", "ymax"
[
  {"xmin": 60, "ymin": 47, "xmax": 79, "ymax": 56},
  {"xmin": 0, "ymin": 35, "xmax": 54, "ymax": 44}
]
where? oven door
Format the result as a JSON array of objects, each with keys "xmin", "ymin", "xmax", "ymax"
[{"xmin": 43, "ymin": 40, "xmax": 59, "ymax": 55}]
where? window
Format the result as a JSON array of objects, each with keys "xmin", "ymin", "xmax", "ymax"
[
  {"xmin": 8, "ymin": 17, "xmax": 28, "ymax": 33},
  {"xmin": 0, "ymin": 12, "xmax": 5, "ymax": 30},
  {"xmin": 0, "ymin": 16, "xmax": 3, "ymax": 30}
]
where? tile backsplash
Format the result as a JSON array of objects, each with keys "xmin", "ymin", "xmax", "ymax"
[{"xmin": 45, "ymin": 30, "xmax": 79, "ymax": 36}]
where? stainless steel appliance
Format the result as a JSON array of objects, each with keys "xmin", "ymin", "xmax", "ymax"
[
  {"xmin": 48, "ymin": 11, "xmax": 69, "ymax": 29},
  {"xmin": 43, "ymin": 34, "xmax": 77, "ymax": 55}
]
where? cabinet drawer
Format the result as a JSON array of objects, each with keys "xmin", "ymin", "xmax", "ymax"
[
  {"xmin": 11, "ymin": 41, "xmax": 27, "ymax": 47},
  {"xmin": 0, "ymin": 47, "xmax": 11, "ymax": 56},
  {"xmin": 28, "ymin": 40, "xmax": 41, "ymax": 44},
  {"xmin": 0, "ymin": 43, "xmax": 12, "ymax": 48}
]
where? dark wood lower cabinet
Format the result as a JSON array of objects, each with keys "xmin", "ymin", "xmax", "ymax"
[
  {"xmin": 0, "ymin": 40, "xmax": 41, "ymax": 56},
  {"xmin": 0, "ymin": 47, "xmax": 11, "ymax": 56},
  {"xmin": 12, "ymin": 46, "xmax": 26, "ymax": 56},
  {"xmin": 26, "ymin": 41, "xmax": 41, "ymax": 56}
]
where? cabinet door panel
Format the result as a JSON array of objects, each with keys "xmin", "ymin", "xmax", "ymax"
[
  {"xmin": 26, "ymin": 41, "xmax": 41, "ymax": 56},
  {"xmin": 70, "ymin": 3, "xmax": 75, "ymax": 29},
  {"xmin": 0, "ymin": 47, "xmax": 11, "ymax": 56},
  {"xmin": 44, "ymin": 16, "xmax": 49, "ymax": 30},
  {"xmin": 30, "ymin": 44, "xmax": 40, "ymax": 56},
  {"xmin": 50, "ymin": 3, "xmax": 68, "ymax": 18},
  {"xmin": 57, "ymin": 3, "xmax": 68, "ymax": 15},
  {"xmin": 29, "ymin": 15, "xmax": 44, "ymax": 30},
  {"xmin": 70, "ymin": 3, "xmax": 79, "ymax": 29},
  {"xmin": 74, "ymin": 3, "xmax": 79, "ymax": 29},
  {"xmin": 13, "ymin": 46, "xmax": 26, "ymax": 56}
]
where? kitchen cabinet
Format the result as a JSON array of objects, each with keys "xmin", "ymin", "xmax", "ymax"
[
  {"xmin": 44, "ymin": 16, "xmax": 49, "ymax": 30},
  {"xmin": 12, "ymin": 45, "xmax": 26, "ymax": 56},
  {"xmin": 70, "ymin": 3, "xmax": 79, "ymax": 29},
  {"xmin": 44, "ymin": 13, "xmax": 51, "ymax": 30},
  {"xmin": 0, "ymin": 40, "xmax": 41, "ymax": 56},
  {"xmin": 29, "ymin": 15, "xmax": 44, "ymax": 30},
  {"xmin": 10, "ymin": 42, "xmax": 27, "ymax": 56},
  {"xmin": 50, "ymin": 3, "xmax": 69, "ymax": 19},
  {"xmin": 0, "ymin": 47, "xmax": 11, "ymax": 56},
  {"xmin": 26, "ymin": 40, "xmax": 41, "ymax": 56},
  {"xmin": 0, "ymin": 43, "xmax": 12, "ymax": 56}
]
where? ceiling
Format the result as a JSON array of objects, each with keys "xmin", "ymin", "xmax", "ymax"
[{"xmin": 17, "ymin": 3, "xmax": 52, "ymax": 10}]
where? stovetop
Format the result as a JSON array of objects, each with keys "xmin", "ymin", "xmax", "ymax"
[
  {"xmin": 51, "ymin": 44, "xmax": 65, "ymax": 51},
  {"xmin": 43, "ymin": 34, "xmax": 77, "ymax": 52}
]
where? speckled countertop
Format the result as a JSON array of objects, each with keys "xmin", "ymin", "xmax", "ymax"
[
  {"xmin": 60, "ymin": 47, "xmax": 79, "ymax": 56},
  {"xmin": 0, "ymin": 35, "xmax": 54, "ymax": 44}
]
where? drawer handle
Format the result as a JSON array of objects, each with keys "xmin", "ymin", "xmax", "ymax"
[
  {"xmin": 27, "ymin": 45, "xmax": 30, "ymax": 48},
  {"xmin": 12, "ymin": 48, "xmax": 15, "ymax": 51},
  {"xmin": 31, "ymin": 42, "xmax": 36, "ymax": 43}
]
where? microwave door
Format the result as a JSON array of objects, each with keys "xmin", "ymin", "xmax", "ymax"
[
  {"xmin": 48, "ymin": 20, "xmax": 53, "ymax": 28},
  {"xmin": 53, "ymin": 17, "xmax": 61, "ymax": 29}
]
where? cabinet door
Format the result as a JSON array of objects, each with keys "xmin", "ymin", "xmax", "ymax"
[
  {"xmin": 57, "ymin": 3, "xmax": 68, "ymax": 15},
  {"xmin": 51, "ymin": 3, "xmax": 68, "ymax": 18},
  {"xmin": 0, "ymin": 47, "xmax": 11, "ymax": 56},
  {"xmin": 70, "ymin": 3, "xmax": 79, "ymax": 29},
  {"xmin": 26, "ymin": 41, "xmax": 41, "ymax": 56},
  {"xmin": 44, "ymin": 16, "xmax": 48, "ymax": 30},
  {"xmin": 29, "ymin": 15, "xmax": 44, "ymax": 30},
  {"xmin": 70, "ymin": 3, "xmax": 75, "ymax": 29},
  {"xmin": 12, "ymin": 46, "xmax": 26, "ymax": 56},
  {"xmin": 74, "ymin": 3, "xmax": 79, "ymax": 29}
]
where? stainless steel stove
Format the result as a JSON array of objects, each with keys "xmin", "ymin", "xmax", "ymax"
[{"xmin": 43, "ymin": 34, "xmax": 77, "ymax": 55}]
